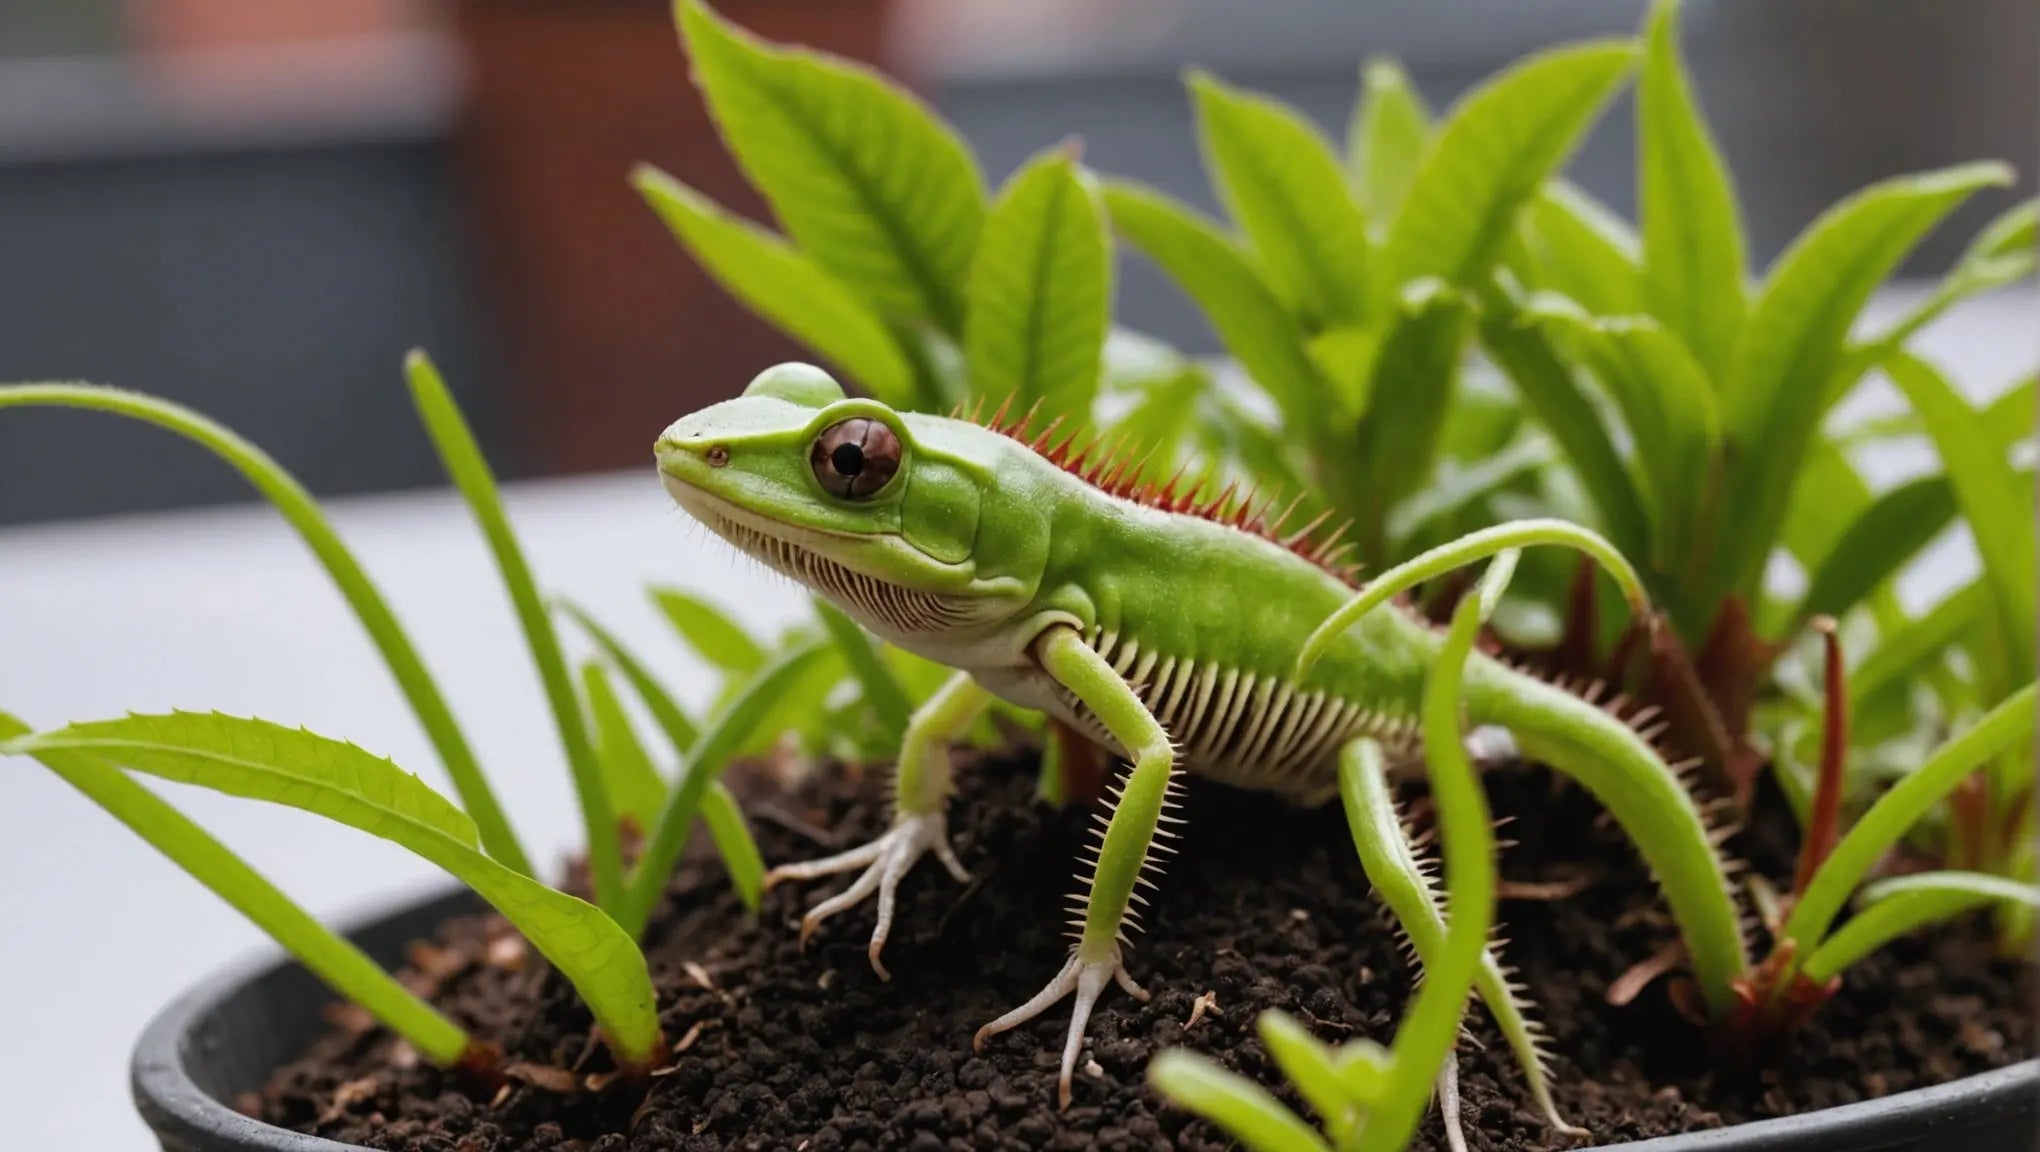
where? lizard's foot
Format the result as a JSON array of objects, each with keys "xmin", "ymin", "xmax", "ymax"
[
  {"xmin": 762, "ymin": 811, "xmax": 968, "ymax": 980},
  {"xmin": 972, "ymin": 945, "xmax": 1149, "ymax": 1109}
]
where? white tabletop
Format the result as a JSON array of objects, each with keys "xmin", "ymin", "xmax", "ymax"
[{"xmin": 0, "ymin": 286, "xmax": 2029, "ymax": 1147}]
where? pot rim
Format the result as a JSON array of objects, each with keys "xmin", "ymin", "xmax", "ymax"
[{"xmin": 132, "ymin": 887, "xmax": 2038, "ymax": 1151}]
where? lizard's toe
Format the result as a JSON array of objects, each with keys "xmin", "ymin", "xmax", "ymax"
[
  {"xmin": 972, "ymin": 945, "xmax": 1140, "ymax": 1110},
  {"xmin": 770, "ymin": 812, "xmax": 962, "ymax": 976}
]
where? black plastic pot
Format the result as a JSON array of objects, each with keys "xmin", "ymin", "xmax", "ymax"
[{"xmin": 134, "ymin": 890, "xmax": 2039, "ymax": 1152}]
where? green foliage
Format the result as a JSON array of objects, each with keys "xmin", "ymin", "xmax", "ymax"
[
  {"xmin": 633, "ymin": 166, "xmax": 917, "ymax": 407},
  {"xmin": 965, "ymin": 145, "xmax": 1112, "ymax": 421},
  {"xmin": 1801, "ymin": 871, "xmax": 2040, "ymax": 984},
  {"xmin": 0, "ymin": 384, "xmax": 528, "ymax": 873},
  {"xmin": 3, "ymin": 713, "xmax": 664, "ymax": 1067},
  {"xmin": 408, "ymin": 353, "xmax": 624, "ymax": 913},
  {"xmin": 1345, "ymin": 58, "xmax": 1431, "ymax": 222},
  {"xmin": 675, "ymin": 0, "xmax": 983, "ymax": 339},
  {"xmin": 1153, "ymin": 553, "xmax": 1518, "ymax": 1151},
  {"xmin": 0, "ymin": 711, "xmax": 475, "ymax": 1068}
]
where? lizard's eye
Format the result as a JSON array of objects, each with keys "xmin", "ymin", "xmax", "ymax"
[{"xmin": 810, "ymin": 417, "xmax": 901, "ymax": 500}]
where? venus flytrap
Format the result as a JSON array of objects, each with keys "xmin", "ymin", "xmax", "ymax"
[
  {"xmin": 1151, "ymin": 553, "xmax": 1521, "ymax": 1152},
  {"xmin": 0, "ymin": 711, "xmax": 482, "ymax": 1075},
  {"xmin": 0, "ymin": 712, "xmax": 666, "ymax": 1072}
]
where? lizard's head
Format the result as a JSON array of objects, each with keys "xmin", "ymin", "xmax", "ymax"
[{"xmin": 655, "ymin": 364, "xmax": 1039, "ymax": 641}]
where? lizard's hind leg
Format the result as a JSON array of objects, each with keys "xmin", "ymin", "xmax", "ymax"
[
  {"xmin": 764, "ymin": 670, "xmax": 990, "ymax": 979},
  {"xmin": 973, "ymin": 625, "xmax": 1178, "ymax": 1108}
]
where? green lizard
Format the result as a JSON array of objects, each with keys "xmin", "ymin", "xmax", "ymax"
[{"xmin": 656, "ymin": 363, "xmax": 1746, "ymax": 1108}]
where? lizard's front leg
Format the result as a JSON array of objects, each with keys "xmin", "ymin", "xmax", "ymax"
[
  {"xmin": 764, "ymin": 669, "xmax": 990, "ymax": 979},
  {"xmin": 973, "ymin": 625, "xmax": 1175, "ymax": 1108}
]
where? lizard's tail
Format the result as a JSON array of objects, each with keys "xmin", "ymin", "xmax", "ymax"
[{"xmin": 1463, "ymin": 656, "xmax": 1751, "ymax": 1017}]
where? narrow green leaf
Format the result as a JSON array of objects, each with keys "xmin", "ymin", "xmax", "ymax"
[
  {"xmin": 1191, "ymin": 71, "xmax": 1371, "ymax": 328},
  {"xmin": 632, "ymin": 166, "xmax": 915, "ymax": 406},
  {"xmin": 0, "ymin": 384, "xmax": 527, "ymax": 873},
  {"xmin": 1256, "ymin": 1013, "xmax": 1356, "ymax": 1141},
  {"xmin": 700, "ymin": 781, "xmax": 766, "ymax": 911},
  {"xmin": 8, "ymin": 713, "xmax": 663, "ymax": 1066},
  {"xmin": 557, "ymin": 598, "xmax": 700, "ymax": 753},
  {"xmin": 1803, "ymin": 871, "xmax": 2040, "ymax": 983},
  {"xmin": 1357, "ymin": 557, "xmax": 1510, "ymax": 1152},
  {"xmin": 620, "ymin": 640, "xmax": 831, "ymax": 937},
  {"xmin": 582, "ymin": 661, "xmax": 666, "ymax": 828},
  {"xmin": 812, "ymin": 597, "xmax": 913, "ymax": 743},
  {"xmin": 1102, "ymin": 181, "xmax": 1331, "ymax": 428},
  {"xmin": 1883, "ymin": 350, "xmax": 2035, "ymax": 685},
  {"xmin": 1784, "ymin": 683, "xmax": 2037, "ymax": 960},
  {"xmin": 1347, "ymin": 56, "xmax": 1433, "ymax": 223},
  {"xmin": 1859, "ymin": 199, "xmax": 2038, "ymax": 357},
  {"xmin": 1350, "ymin": 280, "xmax": 1473, "ymax": 561},
  {"xmin": 1524, "ymin": 302, "xmax": 1722, "ymax": 572},
  {"xmin": 1638, "ymin": 0, "xmax": 1746, "ymax": 378},
  {"xmin": 1148, "ymin": 1051, "xmax": 1333, "ymax": 1152},
  {"xmin": 676, "ymin": 0, "xmax": 984, "ymax": 333},
  {"xmin": 1386, "ymin": 41, "xmax": 1637, "ymax": 289},
  {"xmin": 1340, "ymin": 735, "xmax": 1576, "ymax": 1138},
  {"xmin": 2, "ymin": 712, "xmax": 471, "ymax": 1067},
  {"xmin": 407, "ymin": 353, "xmax": 622, "ymax": 912},
  {"xmin": 1388, "ymin": 435, "xmax": 1553, "ymax": 550},
  {"xmin": 650, "ymin": 586, "xmax": 766, "ymax": 676},
  {"xmin": 964, "ymin": 147, "xmax": 1110, "ymax": 420},
  {"xmin": 1477, "ymin": 286, "xmax": 1652, "ymax": 562},
  {"xmin": 1105, "ymin": 365, "xmax": 1211, "ymax": 471},
  {"xmin": 1794, "ymin": 476, "xmax": 1957, "ymax": 627},
  {"xmin": 1522, "ymin": 183, "xmax": 1643, "ymax": 315},
  {"xmin": 1712, "ymin": 162, "xmax": 2011, "ymax": 600},
  {"xmin": 1849, "ymin": 582, "xmax": 1985, "ymax": 709}
]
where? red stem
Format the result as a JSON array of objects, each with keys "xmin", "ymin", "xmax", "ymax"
[{"xmin": 1790, "ymin": 617, "xmax": 1848, "ymax": 898}]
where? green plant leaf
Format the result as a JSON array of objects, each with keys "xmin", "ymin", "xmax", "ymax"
[
  {"xmin": 1148, "ymin": 1051, "xmax": 1333, "ymax": 1152},
  {"xmin": 1525, "ymin": 302, "xmax": 1722, "ymax": 580},
  {"xmin": 1802, "ymin": 871, "xmax": 2040, "ymax": 983},
  {"xmin": 1883, "ymin": 351, "xmax": 2036, "ymax": 687},
  {"xmin": 1477, "ymin": 286, "xmax": 1652, "ymax": 561},
  {"xmin": 620, "ymin": 639, "xmax": 832, "ymax": 936},
  {"xmin": 407, "ymin": 353, "xmax": 622, "ymax": 911},
  {"xmin": 1638, "ymin": 0, "xmax": 1746, "ymax": 378},
  {"xmin": 1522, "ymin": 183, "xmax": 1643, "ymax": 315},
  {"xmin": 0, "ymin": 384, "xmax": 527, "ymax": 874},
  {"xmin": 1, "ymin": 711, "xmax": 473, "ymax": 1067},
  {"xmin": 650, "ymin": 586, "xmax": 767, "ymax": 676},
  {"xmin": 1340, "ymin": 732, "xmax": 1576, "ymax": 1139},
  {"xmin": 1347, "ymin": 56, "xmax": 1433, "ymax": 223},
  {"xmin": 1387, "ymin": 434, "xmax": 1553, "ymax": 550},
  {"xmin": 1793, "ymin": 476, "xmax": 1956, "ymax": 628},
  {"xmin": 1255, "ymin": 1013, "xmax": 1356, "ymax": 1140},
  {"xmin": 1191, "ymin": 71, "xmax": 1371, "ymax": 328},
  {"xmin": 557, "ymin": 598, "xmax": 700, "ymax": 754},
  {"xmin": 1355, "ymin": 553, "xmax": 1513, "ymax": 1152},
  {"xmin": 700, "ymin": 781, "xmax": 766, "ymax": 911},
  {"xmin": 1859, "ymin": 199, "xmax": 2038, "ymax": 357},
  {"xmin": 676, "ymin": 0, "xmax": 984, "ymax": 333},
  {"xmin": 632, "ymin": 166, "xmax": 916, "ymax": 406},
  {"xmin": 582, "ymin": 661, "xmax": 667, "ymax": 828},
  {"xmin": 964, "ymin": 146, "xmax": 1110, "ymax": 420},
  {"xmin": 1102, "ymin": 181, "xmax": 1330, "ymax": 428},
  {"xmin": 1350, "ymin": 280, "xmax": 1473, "ymax": 561},
  {"xmin": 1711, "ymin": 162, "xmax": 2011, "ymax": 601},
  {"xmin": 1385, "ymin": 41, "xmax": 1637, "ymax": 290},
  {"xmin": 6, "ymin": 712, "xmax": 663, "ymax": 1066},
  {"xmin": 1849, "ymin": 581, "xmax": 1985, "ymax": 709},
  {"xmin": 812, "ymin": 597, "xmax": 913, "ymax": 743},
  {"xmin": 1784, "ymin": 683, "xmax": 2037, "ymax": 962}
]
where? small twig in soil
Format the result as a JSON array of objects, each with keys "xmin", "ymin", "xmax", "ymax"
[
  {"xmin": 1184, "ymin": 991, "xmax": 1222, "ymax": 1029},
  {"xmin": 1496, "ymin": 868, "xmax": 1597, "ymax": 902},
  {"xmin": 1608, "ymin": 939, "xmax": 1688, "ymax": 1007}
]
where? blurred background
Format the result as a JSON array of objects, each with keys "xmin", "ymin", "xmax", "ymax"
[{"xmin": 0, "ymin": 0, "xmax": 2032, "ymax": 527}]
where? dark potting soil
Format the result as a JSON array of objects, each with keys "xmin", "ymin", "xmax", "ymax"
[{"xmin": 257, "ymin": 751, "xmax": 2034, "ymax": 1151}]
